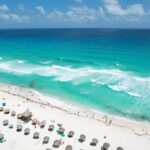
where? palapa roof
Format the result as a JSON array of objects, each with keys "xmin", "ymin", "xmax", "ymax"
[
  {"xmin": 90, "ymin": 138, "xmax": 98, "ymax": 146},
  {"xmin": 4, "ymin": 108, "xmax": 10, "ymax": 114},
  {"xmin": 44, "ymin": 136, "xmax": 49, "ymax": 140},
  {"xmin": 48, "ymin": 124, "xmax": 54, "ymax": 130},
  {"xmin": 22, "ymin": 110, "xmax": 32, "ymax": 118},
  {"xmin": 57, "ymin": 123, "xmax": 62, "ymax": 127},
  {"xmin": 9, "ymin": 124, "xmax": 14, "ymax": 129},
  {"xmin": 65, "ymin": 145, "xmax": 73, "ymax": 150},
  {"xmin": 103, "ymin": 142, "xmax": 110, "ymax": 149},
  {"xmin": 17, "ymin": 113, "xmax": 22, "ymax": 119},
  {"xmin": 3, "ymin": 119, "xmax": 8, "ymax": 125},
  {"xmin": 24, "ymin": 128, "xmax": 30, "ymax": 134},
  {"xmin": 33, "ymin": 132, "xmax": 40, "ymax": 138},
  {"xmin": 53, "ymin": 140, "xmax": 60, "ymax": 148},
  {"xmin": 17, "ymin": 125, "xmax": 23, "ymax": 131},
  {"xmin": 92, "ymin": 138, "xmax": 98, "ymax": 144},
  {"xmin": 11, "ymin": 111, "xmax": 16, "ymax": 116},
  {"xmin": 43, "ymin": 136, "xmax": 50, "ymax": 143},
  {"xmin": 117, "ymin": 147, "xmax": 124, "ymax": 150},
  {"xmin": 40, "ymin": 121, "xmax": 46, "ymax": 128},
  {"xmin": 79, "ymin": 134, "xmax": 86, "ymax": 141},
  {"xmin": 32, "ymin": 119, "xmax": 38, "ymax": 125},
  {"xmin": 68, "ymin": 131, "xmax": 74, "ymax": 137}
]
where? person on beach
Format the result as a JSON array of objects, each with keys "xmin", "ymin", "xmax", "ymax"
[{"xmin": 103, "ymin": 115, "xmax": 108, "ymax": 122}]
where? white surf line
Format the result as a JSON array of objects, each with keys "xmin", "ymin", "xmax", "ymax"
[{"xmin": 0, "ymin": 84, "xmax": 150, "ymax": 137}]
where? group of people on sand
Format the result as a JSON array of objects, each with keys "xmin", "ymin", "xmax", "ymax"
[{"xmin": 2, "ymin": 85, "xmax": 113, "ymax": 127}]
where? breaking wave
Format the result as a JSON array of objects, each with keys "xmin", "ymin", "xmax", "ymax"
[
  {"xmin": 39, "ymin": 60, "xmax": 53, "ymax": 65},
  {"xmin": 0, "ymin": 60, "xmax": 150, "ymax": 98}
]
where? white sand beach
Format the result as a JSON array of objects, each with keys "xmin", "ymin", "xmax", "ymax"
[{"xmin": 0, "ymin": 84, "xmax": 150, "ymax": 150}]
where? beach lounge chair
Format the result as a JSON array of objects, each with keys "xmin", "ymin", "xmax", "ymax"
[
  {"xmin": 59, "ymin": 127, "xmax": 65, "ymax": 134},
  {"xmin": 0, "ymin": 133, "xmax": 5, "ymax": 143},
  {"xmin": 56, "ymin": 127, "xmax": 65, "ymax": 137}
]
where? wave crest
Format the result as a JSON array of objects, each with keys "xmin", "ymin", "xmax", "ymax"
[{"xmin": 0, "ymin": 60, "xmax": 150, "ymax": 98}]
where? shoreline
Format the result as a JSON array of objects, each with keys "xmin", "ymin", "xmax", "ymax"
[
  {"xmin": 0, "ymin": 83, "xmax": 150, "ymax": 137},
  {"xmin": 0, "ymin": 83, "xmax": 150, "ymax": 149}
]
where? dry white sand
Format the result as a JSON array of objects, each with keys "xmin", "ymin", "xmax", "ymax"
[{"xmin": 0, "ymin": 84, "xmax": 150, "ymax": 150}]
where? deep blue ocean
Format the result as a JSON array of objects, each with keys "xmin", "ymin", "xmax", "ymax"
[{"xmin": 0, "ymin": 28, "xmax": 150, "ymax": 121}]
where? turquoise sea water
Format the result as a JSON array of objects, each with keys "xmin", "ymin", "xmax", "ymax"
[{"xmin": 0, "ymin": 29, "xmax": 150, "ymax": 121}]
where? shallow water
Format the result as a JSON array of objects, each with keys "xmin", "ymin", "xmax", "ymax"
[{"xmin": 0, "ymin": 29, "xmax": 150, "ymax": 121}]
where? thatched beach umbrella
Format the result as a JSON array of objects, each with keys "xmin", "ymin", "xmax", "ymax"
[
  {"xmin": 40, "ymin": 121, "xmax": 46, "ymax": 128},
  {"xmin": 2, "ymin": 99, "xmax": 6, "ymax": 106},
  {"xmin": 65, "ymin": 145, "xmax": 73, "ymax": 150},
  {"xmin": 22, "ymin": 110, "xmax": 32, "ymax": 118},
  {"xmin": 101, "ymin": 142, "xmax": 110, "ymax": 150},
  {"xmin": 78, "ymin": 134, "xmax": 86, "ymax": 142},
  {"xmin": 0, "ymin": 133, "xmax": 4, "ymax": 140},
  {"xmin": 9, "ymin": 124, "xmax": 14, "ymax": 129},
  {"xmin": 43, "ymin": 136, "xmax": 50, "ymax": 144},
  {"xmin": 3, "ymin": 119, "xmax": 8, "ymax": 126},
  {"xmin": 4, "ymin": 108, "xmax": 10, "ymax": 114},
  {"xmin": 59, "ymin": 127, "xmax": 65, "ymax": 134},
  {"xmin": 117, "ymin": 147, "xmax": 124, "ymax": 150},
  {"xmin": 32, "ymin": 119, "xmax": 38, "ymax": 125},
  {"xmin": 90, "ymin": 138, "xmax": 98, "ymax": 146},
  {"xmin": 57, "ymin": 123, "xmax": 62, "ymax": 127},
  {"xmin": 48, "ymin": 124, "xmax": 54, "ymax": 131},
  {"xmin": 24, "ymin": 128, "xmax": 30, "ymax": 135},
  {"xmin": 53, "ymin": 140, "xmax": 60, "ymax": 148},
  {"xmin": 17, "ymin": 113, "xmax": 22, "ymax": 119},
  {"xmin": 33, "ymin": 132, "xmax": 40, "ymax": 139},
  {"xmin": 68, "ymin": 131, "xmax": 74, "ymax": 138},
  {"xmin": 21, "ymin": 110, "xmax": 32, "ymax": 122},
  {"xmin": 11, "ymin": 111, "xmax": 16, "ymax": 117},
  {"xmin": 16, "ymin": 125, "xmax": 23, "ymax": 132},
  {"xmin": 0, "ymin": 107, "xmax": 4, "ymax": 112}
]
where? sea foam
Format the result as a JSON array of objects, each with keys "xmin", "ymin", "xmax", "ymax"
[{"xmin": 0, "ymin": 60, "xmax": 150, "ymax": 99}]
